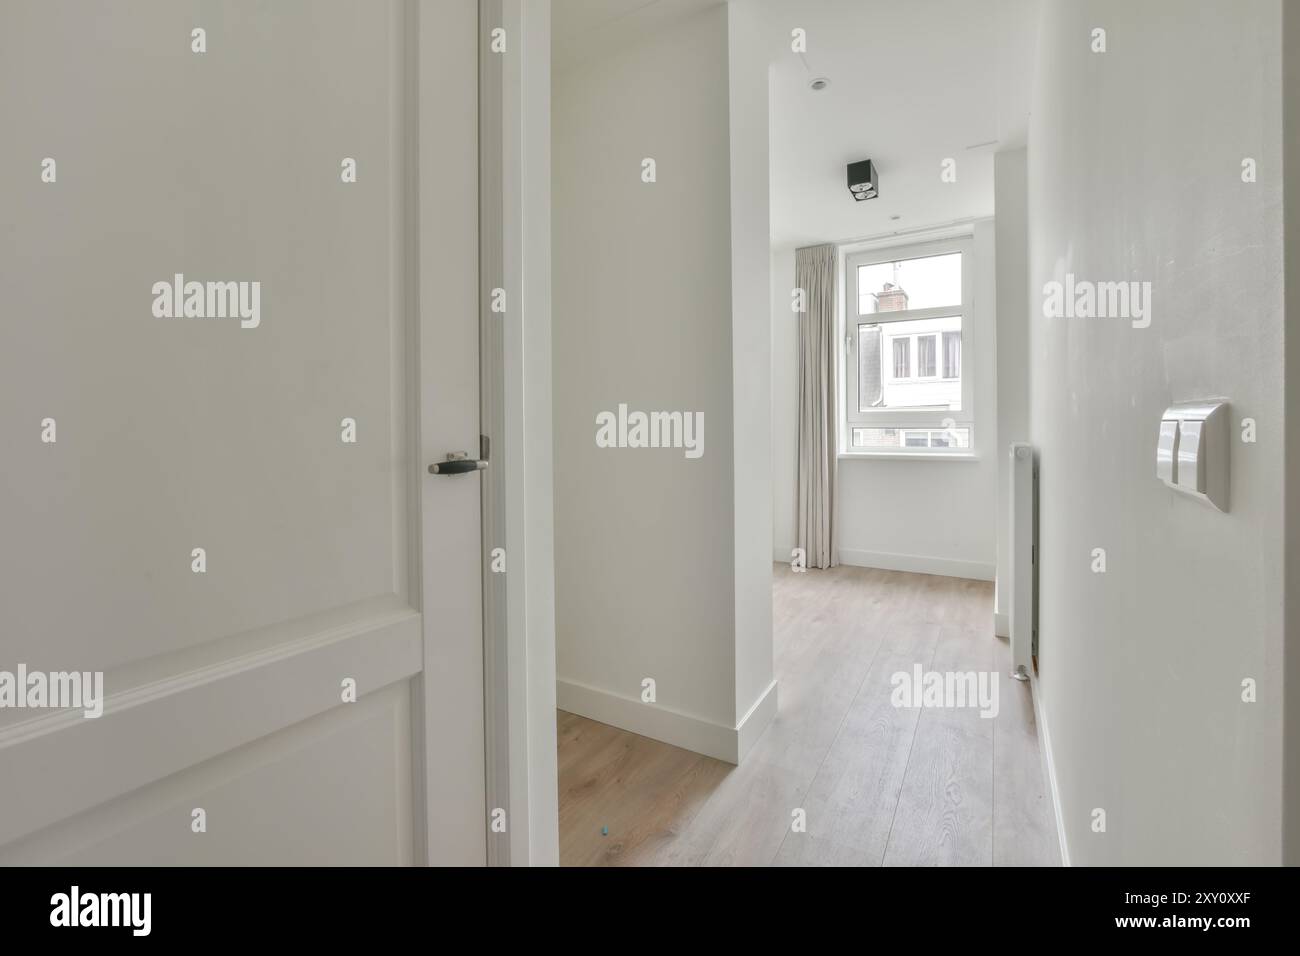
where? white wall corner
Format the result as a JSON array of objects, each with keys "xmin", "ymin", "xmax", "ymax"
[{"xmin": 728, "ymin": 0, "xmax": 776, "ymax": 738}]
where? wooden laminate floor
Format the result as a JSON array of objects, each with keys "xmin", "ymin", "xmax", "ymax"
[{"xmin": 557, "ymin": 564, "xmax": 1060, "ymax": 866}]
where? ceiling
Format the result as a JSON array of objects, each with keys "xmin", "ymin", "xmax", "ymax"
[
  {"xmin": 552, "ymin": 0, "xmax": 1040, "ymax": 248},
  {"xmin": 764, "ymin": 0, "xmax": 1039, "ymax": 247}
]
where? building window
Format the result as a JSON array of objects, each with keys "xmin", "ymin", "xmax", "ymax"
[
  {"xmin": 892, "ymin": 338, "xmax": 910, "ymax": 379},
  {"xmin": 854, "ymin": 427, "xmax": 971, "ymax": 450},
  {"xmin": 917, "ymin": 334, "xmax": 937, "ymax": 378},
  {"xmin": 844, "ymin": 237, "xmax": 975, "ymax": 454},
  {"xmin": 943, "ymin": 330, "xmax": 961, "ymax": 379}
]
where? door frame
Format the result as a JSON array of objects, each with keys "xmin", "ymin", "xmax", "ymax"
[
  {"xmin": 412, "ymin": 0, "xmax": 557, "ymax": 868},
  {"xmin": 478, "ymin": 0, "xmax": 559, "ymax": 869}
]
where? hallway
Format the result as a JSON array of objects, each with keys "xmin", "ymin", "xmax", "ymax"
[{"xmin": 558, "ymin": 565, "xmax": 1060, "ymax": 866}]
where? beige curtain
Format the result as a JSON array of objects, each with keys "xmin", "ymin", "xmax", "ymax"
[{"xmin": 796, "ymin": 244, "xmax": 838, "ymax": 569}]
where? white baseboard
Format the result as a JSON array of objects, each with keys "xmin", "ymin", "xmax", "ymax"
[
  {"xmin": 838, "ymin": 547, "xmax": 995, "ymax": 582},
  {"xmin": 557, "ymin": 678, "xmax": 779, "ymax": 765},
  {"xmin": 735, "ymin": 679, "xmax": 778, "ymax": 763},
  {"xmin": 1030, "ymin": 670, "xmax": 1071, "ymax": 866}
]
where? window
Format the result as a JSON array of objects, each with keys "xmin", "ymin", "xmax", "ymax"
[
  {"xmin": 943, "ymin": 331, "xmax": 960, "ymax": 379},
  {"xmin": 892, "ymin": 338, "xmax": 909, "ymax": 379},
  {"xmin": 844, "ymin": 237, "xmax": 974, "ymax": 454},
  {"xmin": 917, "ymin": 334, "xmax": 937, "ymax": 378}
]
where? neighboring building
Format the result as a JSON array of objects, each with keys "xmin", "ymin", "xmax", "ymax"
[
  {"xmin": 859, "ymin": 281, "xmax": 961, "ymax": 411},
  {"xmin": 856, "ymin": 279, "xmax": 965, "ymax": 450}
]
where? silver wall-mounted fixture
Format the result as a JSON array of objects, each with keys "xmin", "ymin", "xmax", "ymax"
[{"xmin": 1156, "ymin": 400, "xmax": 1229, "ymax": 512}]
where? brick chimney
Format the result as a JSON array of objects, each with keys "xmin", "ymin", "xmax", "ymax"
[{"xmin": 874, "ymin": 282, "xmax": 909, "ymax": 312}]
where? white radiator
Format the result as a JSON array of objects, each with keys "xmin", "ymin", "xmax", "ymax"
[{"xmin": 1008, "ymin": 442, "xmax": 1036, "ymax": 679}]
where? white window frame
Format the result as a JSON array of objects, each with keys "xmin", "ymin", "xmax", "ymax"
[{"xmin": 843, "ymin": 236, "xmax": 975, "ymax": 453}]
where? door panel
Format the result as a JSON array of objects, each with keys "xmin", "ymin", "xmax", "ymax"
[
  {"xmin": 0, "ymin": 0, "xmax": 481, "ymax": 864},
  {"xmin": 0, "ymin": 682, "xmax": 414, "ymax": 866},
  {"xmin": 1, "ymin": 0, "xmax": 405, "ymax": 670}
]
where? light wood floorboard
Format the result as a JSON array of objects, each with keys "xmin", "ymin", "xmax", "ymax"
[{"xmin": 558, "ymin": 564, "xmax": 1061, "ymax": 867}]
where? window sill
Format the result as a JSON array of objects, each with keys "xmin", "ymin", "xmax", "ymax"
[{"xmin": 837, "ymin": 451, "xmax": 980, "ymax": 462}]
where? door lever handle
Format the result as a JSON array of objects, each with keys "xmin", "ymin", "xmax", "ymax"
[
  {"xmin": 428, "ymin": 456, "xmax": 486, "ymax": 475},
  {"xmin": 428, "ymin": 437, "xmax": 490, "ymax": 476}
]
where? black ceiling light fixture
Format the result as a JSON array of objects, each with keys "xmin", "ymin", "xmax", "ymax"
[{"xmin": 847, "ymin": 159, "xmax": 878, "ymax": 202}]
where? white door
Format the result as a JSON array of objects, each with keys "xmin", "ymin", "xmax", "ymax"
[{"xmin": 0, "ymin": 0, "xmax": 485, "ymax": 865}]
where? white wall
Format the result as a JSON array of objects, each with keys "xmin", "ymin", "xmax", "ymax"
[
  {"xmin": 1029, "ymin": 0, "xmax": 1284, "ymax": 864},
  {"xmin": 771, "ymin": 224, "xmax": 999, "ymax": 583},
  {"xmin": 552, "ymin": 3, "xmax": 774, "ymax": 763},
  {"xmin": 993, "ymin": 149, "xmax": 1030, "ymax": 633},
  {"xmin": 727, "ymin": 0, "xmax": 776, "ymax": 736}
]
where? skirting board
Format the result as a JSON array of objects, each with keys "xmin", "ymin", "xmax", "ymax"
[
  {"xmin": 1030, "ymin": 670, "xmax": 1071, "ymax": 866},
  {"xmin": 839, "ymin": 548, "xmax": 995, "ymax": 582},
  {"xmin": 556, "ymin": 678, "xmax": 778, "ymax": 765},
  {"xmin": 736, "ymin": 679, "xmax": 778, "ymax": 763}
]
